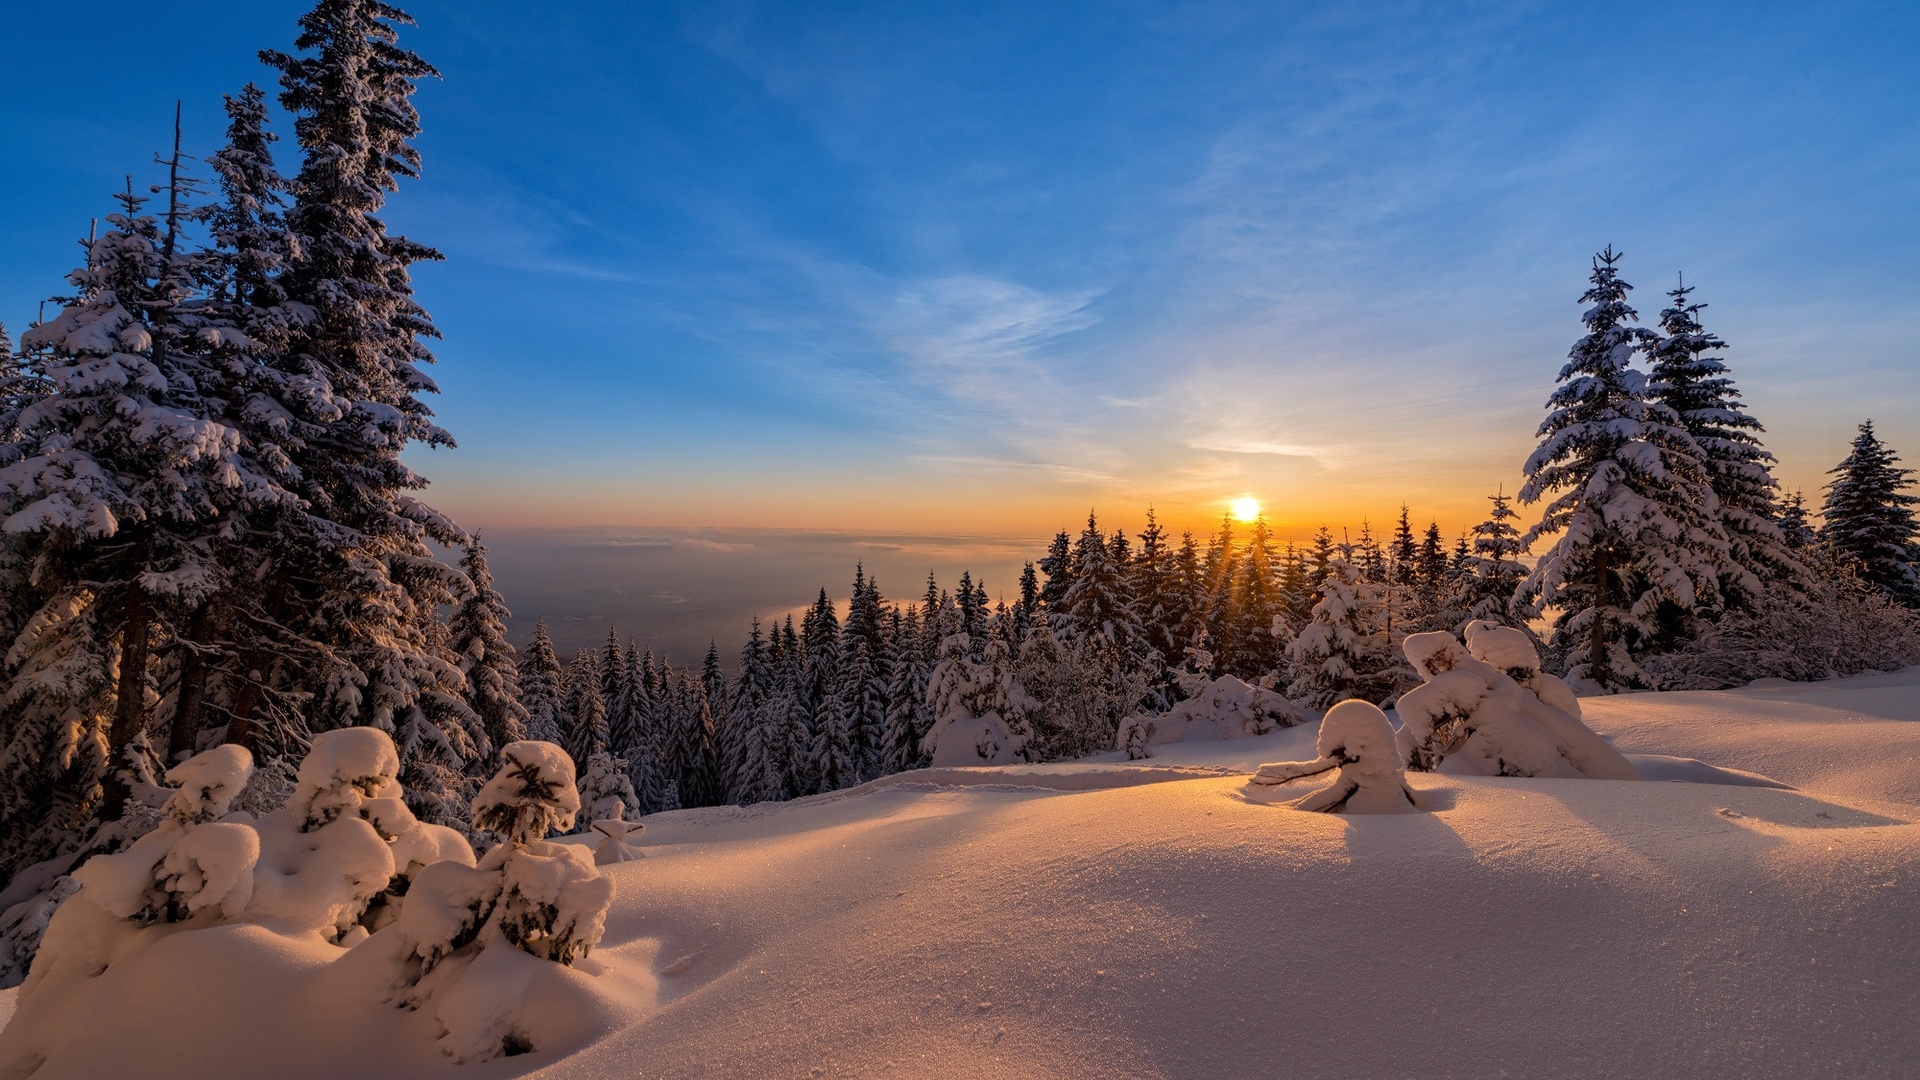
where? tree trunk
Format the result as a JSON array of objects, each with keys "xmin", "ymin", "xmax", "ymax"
[
  {"xmin": 168, "ymin": 604, "xmax": 214, "ymax": 762},
  {"xmin": 1590, "ymin": 547, "xmax": 1610, "ymax": 689},
  {"xmin": 99, "ymin": 545, "xmax": 153, "ymax": 820}
]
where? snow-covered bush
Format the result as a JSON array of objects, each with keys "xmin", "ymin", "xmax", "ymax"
[
  {"xmin": 920, "ymin": 635, "xmax": 1037, "ymax": 767},
  {"xmin": 578, "ymin": 750, "xmax": 640, "ymax": 827},
  {"xmin": 1464, "ymin": 620, "xmax": 1582, "ymax": 718},
  {"xmin": 1643, "ymin": 549, "xmax": 1920, "ymax": 689},
  {"xmin": 388, "ymin": 740, "xmax": 614, "ymax": 1062},
  {"xmin": 1117, "ymin": 673, "xmax": 1305, "ymax": 760},
  {"xmin": 1396, "ymin": 631, "xmax": 1638, "ymax": 780},
  {"xmin": 66, "ymin": 744, "xmax": 259, "ymax": 924},
  {"xmin": 1246, "ymin": 700, "xmax": 1417, "ymax": 813},
  {"xmin": 252, "ymin": 728, "xmax": 474, "ymax": 942}
]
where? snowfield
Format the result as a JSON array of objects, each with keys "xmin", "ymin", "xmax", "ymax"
[{"xmin": 5, "ymin": 670, "xmax": 1920, "ymax": 1079}]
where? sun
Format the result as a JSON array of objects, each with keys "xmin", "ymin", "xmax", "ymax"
[{"xmin": 1230, "ymin": 496, "xmax": 1261, "ymax": 522}]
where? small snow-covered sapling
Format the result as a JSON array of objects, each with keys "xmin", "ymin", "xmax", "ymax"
[{"xmin": 1248, "ymin": 700, "xmax": 1418, "ymax": 813}]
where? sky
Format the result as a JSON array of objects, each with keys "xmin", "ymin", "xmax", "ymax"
[{"xmin": 3, "ymin": 1, "xmax": 1917, "ymax": 655}]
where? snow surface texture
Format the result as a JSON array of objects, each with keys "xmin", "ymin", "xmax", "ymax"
[
  {"xmin": 1245, "ymin": 700, "xmax": 1416, "ymax": 813},
  {"xmin": 1117, "ymin": 673, "xmax": 1304, "ymax": 759},
  {"xmin": 4, "ymin": 673, "xmax": 1920, "ymax": 1078}
]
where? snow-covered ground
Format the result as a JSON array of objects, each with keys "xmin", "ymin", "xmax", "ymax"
[{"xmin": 5, "ymin": 670, "xmax": 1919, "ymax": 1079}]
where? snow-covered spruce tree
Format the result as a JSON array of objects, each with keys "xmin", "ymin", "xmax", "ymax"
[
  {"xmin": 1776, "ymin": 490, "xmax": 1819, "ymax": 549},
  {"xmin": 1450, "ymin": 488, "xmax": 1529, "ymax": 628},
  {"xmin": 0, "ymin": 177, "xmax": 282, "ymax": 839},
  {"xmin": 1200, "ymin": 515, "xmax": 1241, "ymax": 665},
  {"xmin": 798, "ymin": 589, "xmax": 855, "ymax": 793},
  {"xmin": 669, "ymin": 669, "xmax": 722, "ymax": 808},
  {"xmin": 1822, "ymin": 420, "xmax": 1920, "ymax": 606},
  {"xmin": 919, "ymin": 634, "xmax": 1036, "ymax": 766},
  {"xmin": 1647, "ymin": 278, "xmax": 1796, "ymax": 603},
  {"xmin": 725, "ymin": 619, "xmax": 780, "ymax": 803},
  {"xmin": 560, "ymin": 649, "xmax": 608, "ymax": 770},
  {"xmin": 1286, "ymin": 555, "xmax": 1396, "ymax": 709},
  {"xmin": 1517, "ymin": 248, "xmax": 1731, "ymax": 689},
  {"xmin": 446, "ymin": 540, "xmax": 524, "ymax": 773},
  {"xmin": 838, "ymin": 567, "xmax": 889, "ymax": 780},
  {"xmin": 235, "ymin": 1, "xmax": 478, "ymax": 784},
  {"xmin": 879, "ymin": 606, "xmax": 932, "ymax": 774},
  {"xmin": 0, "ymin": 591, "xmax": 117, "ymax": 880},
  {"xmin": 1037, "ymin": 529, "xmax": 1074, "ymax": 614},
  {"xmin": 698, "ymin": 640, "xmax": 734, "ymax": 791},
  {"xmin": 577, "ymin": 749, "xmax": 639, "ymax": 826},
  {"xmin": 1132, "ymin": 509, "xmax": 1178, "ymax": 669},
  {"xmin": 1230, "ymin": 517, "xmax": 1287, "ymax": 679},
  {"xmin": 395, "ymin": 740, "xmax": 612, "ymax": 1062},
  {"xmin": 517, "ymin": 620, "xmax": 565, "ymax": 745}
]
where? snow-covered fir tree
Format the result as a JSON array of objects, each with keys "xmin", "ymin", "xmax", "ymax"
[
  {"xmin": 446, "ymin": 541, "xmax": 525, "ymax": 772},
  {"xmin": 838, "ymin": 567, "xmax": 889, "ymax": 779},
  {"xmin": 879, "ymin": 606, "xmax": 931, "ymax": 773},
  {"xmin": 518, "ymin": 621, "xmax": 565, "ymax": 745},
  {"xmin": 1647, "ymin": 277, "xmax": 1795, "ymax": 602},
  {"xmin": 801, "ymin": 589, "xmax": 858, "ymax": 794},
  {"xmin": 1451, "ymin": 488, "xmax": 1528, "ymax": 627},
  {"xmin": 1231, "ymin": 517, "xmax": 1287, "ymax": 679},
  {"xmin": 1517, "ymin": 247, "xmax": 1731, "ymax": 689},
  {"xmin": 560, "ymin": 649, "xmax": 608, "ymax": 769},
  {"xmin": 1822, "ymin": 420, "xmax": 1920, "ymax": 606},
  {"xmin": 1286, "ymin": 555, "xmax": 1396, "ymax": 709}
]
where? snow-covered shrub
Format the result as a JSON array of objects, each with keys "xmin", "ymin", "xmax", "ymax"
[
  {"xmin": 67, "ymin": 744, "xmax": 260, "ymax": 924},
  {"xmin": 921, "ymin": 635, "xmax": 1037, "ymax": 767},
  {"xmin": 1246, "ymin": 700, "xmax": 1417, "ymax": 813},
  {"xmin": 1463, "ymin": 620, "xmax": 1582, "ymax": 718},
  {"xmin": 1642, "ymin": 550, "xmax": 1920, "ymax": 689},
  {"xmin": 473, "ymin": 740, "xmax": 581, "ymax": 843},
  {"xmin": 1117, "ymin": 673, "xmax": 1305, "ymax": 759},
  {"xmin": 591, "ymin": 816, "xmax": 646, "ymax": 865},
  {"xmin": 250, "ymin": 728, "xmax": 475, "ymax": 942},
  {"xmin": 578, "ymin": 750, "xmax": 639, "ymax": 827},
  {"xmin": 1396, "ymin": 631, "xmax": 1638, "ymax": 780},
  {"xmin": 387, "ymin": 740, "xmax": 614, "ymax": 1062}
]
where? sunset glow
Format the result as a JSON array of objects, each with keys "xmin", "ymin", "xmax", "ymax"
[{"xmin": 1230, "ymin": 497, "xmax": 1262, "ymax": 523}]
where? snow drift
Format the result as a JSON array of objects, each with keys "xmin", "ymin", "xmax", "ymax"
[{"xmin": 3, "ymin": 671, "xmax": 1918, "ymax": 1079}]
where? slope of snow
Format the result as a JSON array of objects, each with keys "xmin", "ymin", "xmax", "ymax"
[
  {"xmin": 3, "ymin": 670, "xmax": 1918, "ymax": 1079},
  {"xmin": 1587, "ymin": 667, "xmax": 1920, "ymax": 805}
]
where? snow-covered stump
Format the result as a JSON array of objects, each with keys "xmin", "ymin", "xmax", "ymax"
[
  {"xmin": 1397, "ymin": 630, "xmax": 1639, "ymax": 781},
  {"xmin": 1245, "ymin": 701, "xmax": 1419, "ymax": 814},
  {"xmin": 387, "ymin": 740, "xmax": 615, "ymax": 1062}
]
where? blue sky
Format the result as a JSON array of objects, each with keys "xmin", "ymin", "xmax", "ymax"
[{"xmin": 3, "ymin": 1, "xmax": 1916, "ymax": 557}]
